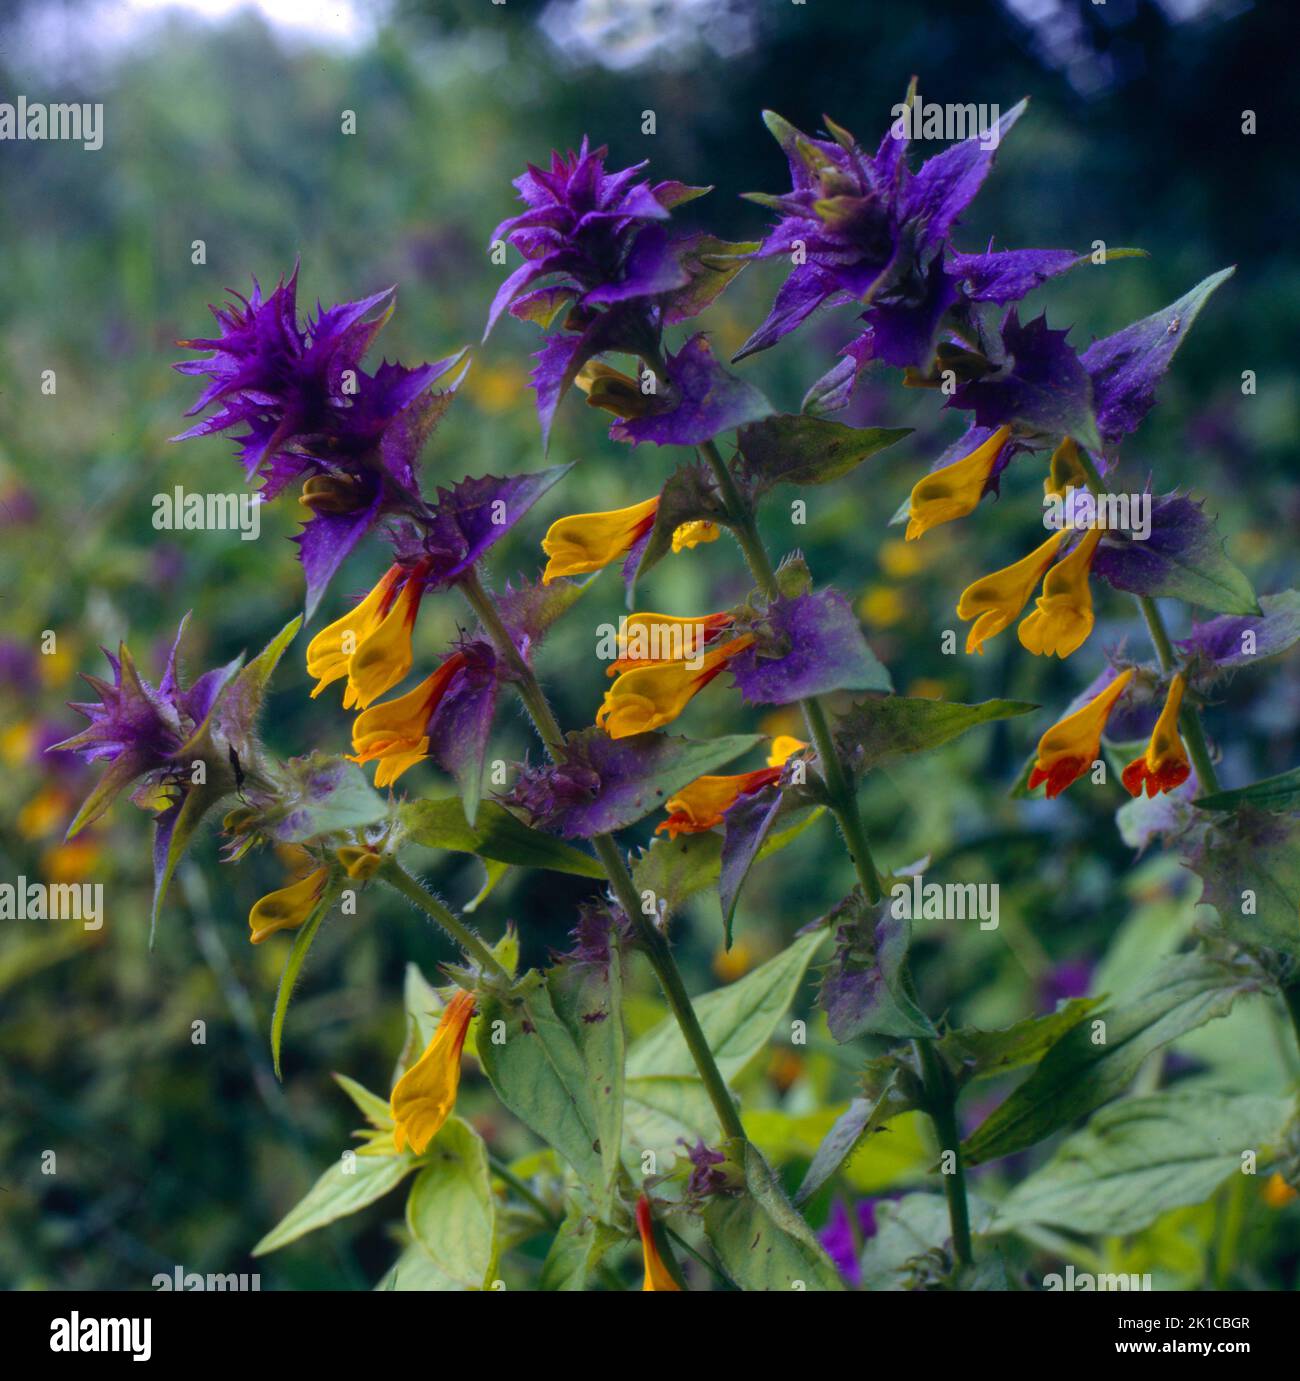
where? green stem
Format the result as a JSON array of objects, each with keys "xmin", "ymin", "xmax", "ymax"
[
  {"xmin": 914, "ymin": 1036, "xmax": 974, "ymax": 1268},
  {"xmin": 459, "ymin": 569, "xmax": 747, "ymax": 1144},
  {"xmin": 379, "ymin": 860, "xmax": 509, "ymax": 981},
  {"xmin": 488, "ymin": 1153, "xmax": 559, "ymax": 1227},
  {"xmin": 697, "ymin": 440, "xmax": 882, "ymax": 902},
  {"xmin": 1076, "ymin": 448, "xmax": 1221, "ymax": 794}
]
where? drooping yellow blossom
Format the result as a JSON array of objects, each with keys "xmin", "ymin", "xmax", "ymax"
[
  {"xmin": 335, "ymin": 844, "xmax": 384, "ymax": 880},
  {"xmin": 1028, "ymin": 668, "xmax": 1134, "ymax": 799},
  {"xmin": 248, "ymin": 865, "xmax": 330, "ymax": 944},
  {"xmin": 575, "ymin": 360, "xmax": 653, "ymax": 417},
  {"xmin": 541, "ymin": 496, "xmax": 659, "ymax": 584},
  {"xmin": 1122, "ymin": 673, "xmax": 1192, "ymax": 798},
  {"xmin": 306, "ymin": 564, "xmax": 406, "ymax": 706},
  {"xmin": 596, "ymin": 635, "xmax": 752, "ymax": 739},
  {"xmin": 957, "ymin": 530, "xmax": 1066, "ymax": 655},
  {"xmin": 1263, "ymin": 1172, "xmax": 1298, "ymax": 1208},
  {"xmin": 1017, "ymin": 526, "xmax": 1104, "ymax": 659},
  {"xmin": 349, "ymin": 651, "xmax": 468, "ymax": 788},
  {"xmin": 905, "ymin": 424, "xmax": 1011, "ymax": 540},
  {"xmin": 671, "ymin": 519, "xmax": 721, "ymax": 552},
  {"xmin": 656, "ymin": 735, "xmax": 806, "ymax": 838},
  {"xmin": 342, "ymin": 570, "xmax": 427, "ymax": 710},
  {"xmin": 636, "ymin": 1196, "xmax": 682, "ymax": 1292},
  {"xmin": 390, "ymin": 988, "xmax": 477, "ymax": 1155},
  {"xmin": 1043, "ymin": 436, "xmax": 1088, "ymax": 498},
  {"xmin": 607, "ymin": 611, "xmax": 734, "ymax": 676}
]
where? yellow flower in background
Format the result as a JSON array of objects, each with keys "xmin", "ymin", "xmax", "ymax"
[
  {"xmin": 1263, "ymin": 1172, "xmax": 1298, "ymax": 1208},
  {"xmin": 878, "ymin": 537, "xmax": 925, "ymax": 580},
  {"xmin": 1018, "ymin": 526, "xmax": 1103, "ymax": 659},
  {"xmin": 713, "ymin": 938, "xmax": 755, "ymax": 983},
  {"xmin": 349, "ymin": 651, "xmax": 468, "ymax": 788},
  {"xmin": 1028, "ymin": 668, "xmax": 1134, "ymax": 798},
  {"xmin": 636, "ymin": 1196, "xmax": 682, "ymax": 1292},
  {"xmin": 1044, "ymin": 436, "xmax": 1088, "ymax": 498},
  {"xmin": 905, "ymin": 424, "xmax": 1010, "ymax": 540},
  {"xmin": 596, "ymin": 635, "xmax": 752, "ymax": 738},
  {"xmin": 859, "ymin": 584, "xmax": 907, "ymax": 628},
  {"xmin": 1, "ymin": 720, "xmax": 35, "ymax": 766},
  {"xmin": 390, "ymin": 988, "xmax": 477, "ymax": 1155},
  {"xmin": 39, "ymin": 640, "xmax": 76, "ymax": 689},
  {"xmin": 306, "ymin": 564, "xmax": 403, "ymax": 701},
  {"xmin": 655, "ymin": 736, "xmax": 805, "ymax": 839},
  {"xmin": 472, "ymin": 362, "xmax": 529, "ymax": 414},
  {"xmin": 42, "ymin": 837, "xmax": 102, "ymax": 884},
  {"xmin": 1122, "ymin": 674, "xmax": 1192, "ymax": 798},
  {"xmin": 18, "ymin": 785, "xmax": 71, "ymax": 840},
  {"xmin": 957, "ymin": 530, "xmax": 1066, "ymax": 655},
  {"xmin": 670, "ymin": 519, "xmax": 720, "ymax": 552},
  {"xmin": 248, "ymin": 865, "xmax": 330, "ymax": 944},
  {"xmin": 541, "ymin": 496, "xmax": 658, "ymax": 583}
]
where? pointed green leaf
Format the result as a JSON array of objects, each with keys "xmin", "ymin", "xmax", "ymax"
[
  {"xmin": 405, "ymin": 1116, "xmax": 497, "ymax": 1289},
  {"xmin": 253, "ymin": 1148, "xmax": 417, "ymax": 1255}
]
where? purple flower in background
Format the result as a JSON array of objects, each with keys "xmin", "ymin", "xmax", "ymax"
[
  {"xmin": 735, "ymin": 101, "xmax": 1036, "ymax": 364},
  {"xmin": 819, "ymin": 1198, "xmax": 880, "ymax": 1287},
  {"xmin": 1038, "ymin": 958, "xmax": 1093, "ymax": 1009}
]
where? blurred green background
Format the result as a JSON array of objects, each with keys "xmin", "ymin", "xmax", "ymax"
[{"xmin": 2, "ymin": 0, "xmax": 1298, "ymax": 1289}]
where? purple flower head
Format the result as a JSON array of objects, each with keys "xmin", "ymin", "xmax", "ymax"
[
  {"xmin": 681, "ymin": 1140, "xmax": 732, "ymax": 1199},
  {"xmin": 485, "ymin": 137, "xmax": 706, "ymax": 340},
  {"xmin": 48, "ymin": 615, "xmax": 241, "ymax": 838},
  {"xmin": 387, "ymin": 463, "xmax": 573, "ymax": 589},
  {"xmin": 819, "ymin": 1198, "xmax": 880, "ymax": 1287},
  {"xmin": 174, "ymin": 266, "xmax": 468, "ymax": 615},
  {"xmin": 735, "ymin": 101, "xmax": 1028, "ymax": 363},
  {"xmin": 556, "ymin": 900, "xmax": 635, "ymax": 968}
]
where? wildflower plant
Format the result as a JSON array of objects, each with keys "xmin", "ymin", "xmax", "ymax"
[{"xmin": 53, "ymin": 86, "xmax": 1300, "ymax": 1293}]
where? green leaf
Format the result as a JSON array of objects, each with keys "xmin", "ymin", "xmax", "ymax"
[
  {"xmin": 332, "ymin": 1073, "xmax": 393, "ymax": 1130},
  {"xmin": 962, "ymin": 951, "xmax": 1260, "ymax": 1166},
  {"xmin": 938, "ymin": 998, "xmax": 1104, "ymax": 1082},
  {"xmin": 735, "ymin": 414, "xmax": 911, "ymax": 496},
  {"xmin": 860, "ymin": 1193, "xmax": 995, "ymax": 1290},
  {"xmin": 1196, "ymin": 765, "xmax": 1300, "ymax": 813},
  {"xmin": 377, "ymin": 1243, "xmax": 461, "ymax": 1291},
  {"xmin": 538, "ymin": 1205, "xmax": 622, "ymax": 1291},
  {"xmin": 1191, "ymin": 810, "xmax": 1300, "ymax": 958},
  {"xmin": 627, "ymin": 929, "xmax": 826, "ymax": 1083},
  {"xmin": 702, "ymin": 1141, "xmax": 845, "ymax": 1290},
  {"xmin": 477, "ymin": 952, "xmax": 625, "ymax": 1219},
  {"xmin": 260, "ymin": 754, "xmax": 387, "ymax": 843},
  {"xmin": 253, "ymin": 1148, "xmax": 417, "ymax": 1255},
  {"xmin": 832, "ymin": 697, "xmax": 1037, "ymax": 780},
  {"xmin": 630, "ymin": 805, "xmax": 824, "ymax": 920},
  {"xmin": 270, "ymin": 877, "xmax": 340, "ymax": 1079},
  {"xmin": 405, "ymin": 1116, "xmax": 497, "ymax": 1289},
  {"xmin": 626, "ymin": 462, "xmax": 729, "ymax": 602},
  {"xmin": 996, "ymin": 1091, "xmax": 1290, "ymax": 1235},
  {"xmin": 400, "ymin": 798, "xmax": 602, "ymax": 878}
]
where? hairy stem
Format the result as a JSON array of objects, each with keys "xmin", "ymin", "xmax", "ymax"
[
  {"xmin": 379, "ymin": 859, "xmax": 510, "ymax": 980},
  {"xmin": 698, "ymin": 439, "xmax": 882, "ymax": 902},
  {"xmin": 459, "ymin": 568, "xmax": 747, "ymax": 1143}
]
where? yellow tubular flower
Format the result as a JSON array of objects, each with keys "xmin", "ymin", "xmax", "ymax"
[
  {"xmin": 1122, "ymin": 673, "xmax": 1192, "ymax": 798},
  {"xmin": 905, "ymin": 424, "xmax": 1011, "ymax": 540},
  {"xmin": 349, "ymin": 651, "xmax": 467, "ymax": 788},
  {"xmin": 596, "ymin": 636, "xmax": 752, "ymax": 739},
  {"xmin": 636, "ymin": 1197, "xmax": 682, "ymax": 1292},
  {"xmin": 1028, "ymin": 668, "xmax": 1134, "ymax": 799},
  {"xmin": 248, "ymin": 865, "xmax": 330, "ymax": 944},
  {"xmin": 575, "ymin": 360, "xmax": 651, "ymax": 417},
  {"xmin": 540, "ymin": 496, "xmax": 659, "ymax": 584},
  {"xmin": 608, "ymin": 611, "xmax": 733, "ymax": 676},
  {"xmin": 1017, "ymin": 526, "xmax": 1104, "ymax": 659},
  {"xmin": 306, "ymin": 565, "xmax": 403, "ymax": 699},
  {"xmin": 342, "ymin": 569, "xmax": 426, "ymax": 711},
  {"xmin": 671, "ymin": 519, "xmax": 721, "ymax": 552},
  {"xmin": 656, "ymin": 736, "xmax": 806, "ymax": 839},
  {"xmin": 957, "ymin": 530, "xmax": 1066, "ymax": 655},
  {"xmin": 1044, "ymin": 436, "xmax": 1088, "ymax": 498},
  {"xmin": 390, "ymin": 989, "xmax": 477, "ymax": 1155}
]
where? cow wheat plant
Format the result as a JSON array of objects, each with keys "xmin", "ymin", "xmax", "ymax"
[{"xmin": 53, "ymin": 90, "xmax": 1300, "ymax": 1292}]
